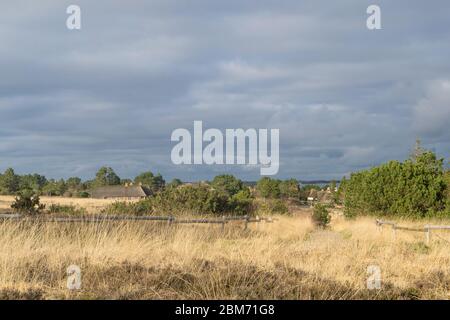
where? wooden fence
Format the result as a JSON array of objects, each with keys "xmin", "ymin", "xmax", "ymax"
[
  {"xmin": 0, "ymin": 213, "xmax": 276, "ymax": 230},
  {"xmin": 376, "ymin": 219, "xmax": 450, "ymax": 244}
]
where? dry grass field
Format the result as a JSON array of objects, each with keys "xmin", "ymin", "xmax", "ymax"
[
  {"xmin": 0, "ymin": 195, "xmax": 126, "ymax": 214},
  {"xmin": 0, "ymin": 198, "xmax": 450, "ymax": 300}
]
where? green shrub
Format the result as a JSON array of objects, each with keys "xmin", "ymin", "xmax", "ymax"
[
  {"xmin": 102, "ymin": 201, "xmax": 152, "ymax": 216},
  {"xmin": 134, "ymin": 171, "xmax": 165, "ymax": 193},
  {"xmin": 102, "ymin": 201, "xmax": 130, "ymax": 215},
  {"xmin": 270, "ymin": 199, "xmax": 289, "ymax": 214},
  {"xmin": 149, "ymin": 184, "xmax": 229, "ymax": 215},
  {"xmin": 279, "ymin": 179, "xmax": 300, "ymax": 199},
  {"xmin": 78, "ymin": 191, "xmax": 90, "ymax": 198},
  {"xmin": 11, "ymin": 190, "xmax": 45, "ymax": 215},
  {"xmin": 445, "ymin": 170, "xmax": 450, "ymax": 211},
  {"xmin": 256, "ymin": 199, "xmax": 289, "ymax": 215},
  {"xmin": 343, "ymin": 151, "xmax": 447, "ymax": 218},
  {"xmin": 256, "ymin": 177, "xmax": 281, "ymax": 198},
  {"xmin": 228, "ymin": 188, "xmax": 254, "ymax": 215},
  {"xmin": 47, "ymin": 204, "xmax": 86, "ymax": 215},
  {"xmin": 167, "ymin": 178, "xmax": 182, "ymax": 188},
  {"xmin": 312, "ymin": 204, "xmax": 331, "ymax": 228},
  {"xmin": 256, "ymin": 178, "xmax": 300, "ymax": 200},
  {"xmin": 211, "ymin": 175, "xmax": 245, "ymax": 197},
  {"xmin": 102, "ymin": 183, "xmax": 255, "ymax": 216}
]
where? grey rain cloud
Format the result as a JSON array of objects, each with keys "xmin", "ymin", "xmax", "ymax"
[{"xmin": 0, "ymin": 0, "xmax": 449, "ymax": 181}]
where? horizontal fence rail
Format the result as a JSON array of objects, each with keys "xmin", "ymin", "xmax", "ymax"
[
  {"xmin": 0, "ymin": 213, "xmax": 275, "ymax": 230},
  {"xmin": 376, "ymin": 219, "xmax": 450, "ymax": 244}
]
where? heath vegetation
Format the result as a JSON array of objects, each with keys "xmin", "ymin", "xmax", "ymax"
[{"xmin": 0, "ymin": 142, "xmax": 449, "ymax": 299}]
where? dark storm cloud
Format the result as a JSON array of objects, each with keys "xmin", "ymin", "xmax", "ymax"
[{"xmin": 0, "ymin": 0, "xmax": 449, "ymax": 181}]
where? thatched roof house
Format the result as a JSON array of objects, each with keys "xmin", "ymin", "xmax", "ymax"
[
  {"xmin": 91, "ymin": 185, "xmax": 151, "ymax": 199},
  {"xmin": 317, "ymin": 190, "xmax": 333, "ymax": 204},
  {"xmin": 307, "ymin": 189, "xmax": 333, "ymax": 204},
  {"xmin": 308, "ymin": 189, "xmax": 318, "ymax": 200}
]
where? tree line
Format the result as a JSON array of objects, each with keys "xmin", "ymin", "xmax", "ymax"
[
  {"xmin": 6, "ymin": 140, "xmax": 448, "ymax": 218},
  {"xmin": 0, "ymin": 166, "xmax": 323, "ymax": 200},
  {"xmin": 0, "ymin": 166, "xmax": 170, "ymax": 197}
]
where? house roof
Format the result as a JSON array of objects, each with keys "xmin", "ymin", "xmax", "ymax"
[
  {"xmin": 317, "ymin": 190, "xmax": 333, "ymax": 203},
  {"xmin": 308, "ymin": 189, "xmax": 318, "ymax": 198},
  {"xmin": 90, "ymin": 185, "xmax": 151, "ymax": 198}
]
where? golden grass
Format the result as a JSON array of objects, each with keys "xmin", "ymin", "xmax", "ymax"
[
  {"xmin": 0, "ymin": 206, "xmax": 450, "ymax": 299},
  {"xmin": 0, "ymin": 195, "xmax": 126, "ymax": 214}
]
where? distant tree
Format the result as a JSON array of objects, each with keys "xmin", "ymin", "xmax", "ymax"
[
  {"xmin": 0, "ymin": 168, "xmax": 20, "ymax": 194},
  {"xmin": 82, "ymin": 180, "xmax": 94, "ymax": 190},
  {"xmin": 256, "ymin": 177, "xmax": 281, "ymax": 198},
  {"xmin": 121, "ymin": 178, "xmax": 133, "ymax": 185},
  {"xmin": 66, "ymin": 177, "xmax": 82, "ymax": 190},
  {"xmin": 279, "ymin": 179, "xmax": 300, "ymax": 198},
  {"xmin": 134, "ymin": 171, "xmax": 154, "ymax": 186},
  {"xmin": 330, "ymin": 180, "xmax": 336, "ymax": 191},
  {"xmin": 301, "ymin": 184, "xmax": 322, "ymax": 192},
  {"xmin": 153, "ymin": 173, "xmax": 165, "ymax": 191},
  {"xmin": 329, "ymin": 180, "xmax": 337, "ymax": 204},
  {"xmin": 19, "ymin": 174, "xmax": 47, "ymax": 192},
  {"xmin": 94, "ymin": 167, "xmax": 121, "ymax": 187},
  {"xmin": 335, "ymin": 177, "xmax": 347, "ymax": 204},
  {"xmin": 410, "ymin": 139, "xmax": 426, "ymax": 162},
  {"xmin": 445, "ymin": 170, "xmax": 450, "ymax": 212},
  {"xmin": 167, "ymin": 178, "xmax": 183, "ymax": 188},
  {"xmin": 211, "ymin": 175, "xmax": 244, "ymax": 197},
  {"xmin": 134, "ymin": 171, "xmax": 165, "ymax": 193},
  {"xmin": 42, "ymin": 179, "xmax": 67, "ymax": 196}
]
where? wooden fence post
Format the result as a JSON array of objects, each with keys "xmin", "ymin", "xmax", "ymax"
[
  {"xmin": 244, "ymin": 215, "xmax": 248, "ymax": 230},
  {"xmin": 392, "ymin": 224, "xmax": 397, "ymax": 241},
  {"xmin": 376, "ymin": 220, "xmax": 382, "ymax": 233},
  {"xmin": 221, "ymin": 215, "xmax": 225, "ymax": 231},
  {"xmin": 425, "ymin": 225, "xmax": 430, "ymax": 245}
]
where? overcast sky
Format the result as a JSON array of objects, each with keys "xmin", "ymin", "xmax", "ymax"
[{"xmin": 0, "ymin": 0, "xmax": 449, "ymax": 181}]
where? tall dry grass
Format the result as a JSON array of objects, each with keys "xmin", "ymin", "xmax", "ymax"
[
  {"xmin": 0, "ymin": 210, "xmax": 449, "ymax": 299},
  {"xmin": 0, "ymin": 195, "xmax": 132, "ymax": 214}
]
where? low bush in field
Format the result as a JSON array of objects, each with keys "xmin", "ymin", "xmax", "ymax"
[
  {"xmin": 101, "ymin": 201, "xmax": 152, "ymax": 216},
  {"xmin": 256, "ymin": 199, "xmax": 289, "ymax": 215},
  {"xmin": 78, "ymin": 191, "xmax": 90, "ymax": 198},
  {"xmin": 227, "ymin": 188, "xmax": 255, "ymax": 215},
  {"xmin": 149, "ymin": 184, "xmax": 229, "ymax": 215},
  {"xmin": 11, "ymin": 190, "xmax": 45, "ymax": 215},
  {"xmin": 47, "ymin": 204, "xmax": 86, "ymax": 215},
  {"xmin": 312, "ymin": 204, "xmax": 331, "ymax": 228},
  {"xmin": 103, "ymin": 184, "xmax": 255, "ymax": 216}
]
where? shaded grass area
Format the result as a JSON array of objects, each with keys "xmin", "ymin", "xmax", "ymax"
[{"xmin": 1, "ymin": 258, "xmax": 443, "ymax": 300}]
